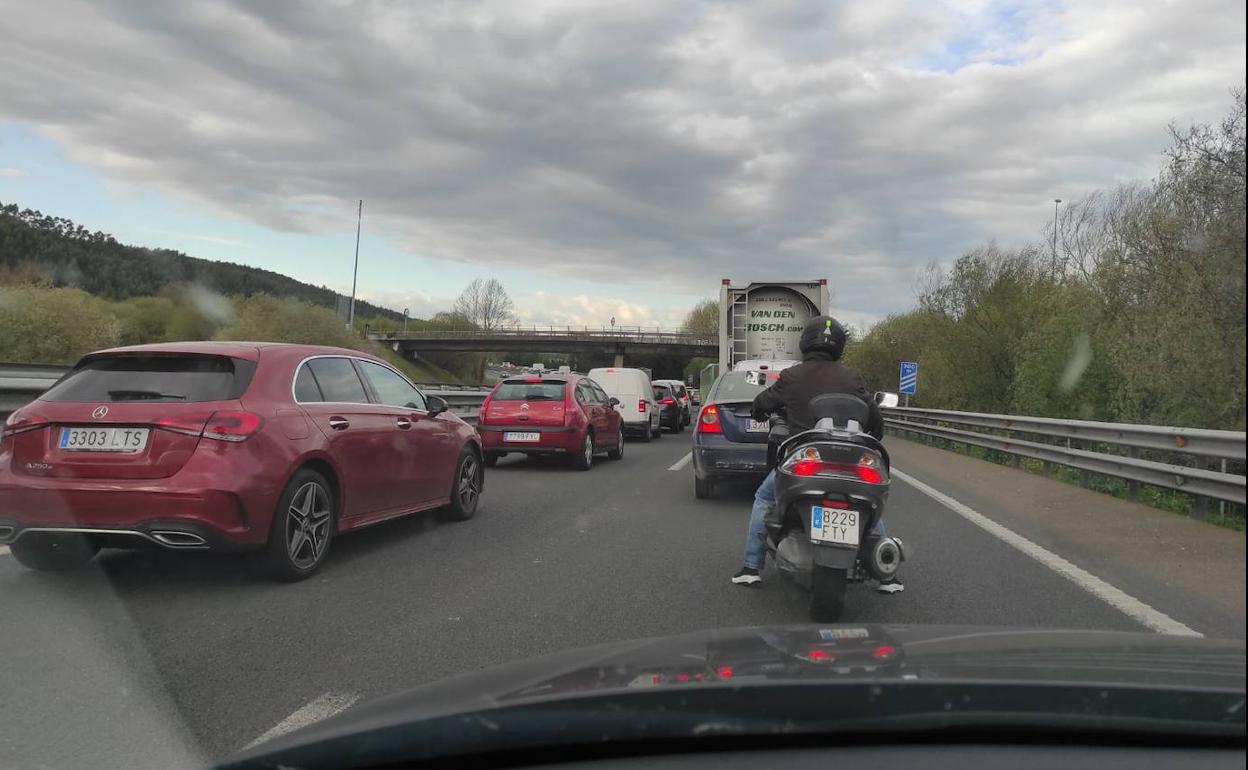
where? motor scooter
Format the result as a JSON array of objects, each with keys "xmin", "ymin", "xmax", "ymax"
[{"xmin": 762, "ymin": 393, "xmax": 905, "ymax": 621}]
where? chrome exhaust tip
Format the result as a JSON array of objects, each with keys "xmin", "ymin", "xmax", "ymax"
[
  {"xmin": 0, "ymin": 525, "xmax": 15, "ymax": 542},
  {"xmin": 866, "ymin": 536, "xmax": 904, "ymax": 580},
  {"xmin": 149, "ymin": 530, "xmax": 207, "ymax": 548}
]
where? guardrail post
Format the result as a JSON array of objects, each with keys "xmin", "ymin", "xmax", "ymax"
[
  {"xmin": 1126, "ymin": 446, "xmax": 1140, "ymax": 501},
  {"xmin": 1220, "ymin": 458, "xmax": 1228, "ymax": 519},
  {"xmin": 1194, "ymin": 458, "xmax": 1212, "ymax": 520}
]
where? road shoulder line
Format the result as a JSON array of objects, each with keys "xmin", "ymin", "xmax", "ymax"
[
  {"xmin": 244, "ymin": 692, "xmax": 360, "ymax": 751},
  {"xmin": 892, "ymin": 468, "xmax": 1202, "ymax": 637}
]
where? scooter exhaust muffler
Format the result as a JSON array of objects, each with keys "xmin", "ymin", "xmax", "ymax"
[{"xmin": 865, "ymin": 536, "xmax": 905, "ymax": 580}]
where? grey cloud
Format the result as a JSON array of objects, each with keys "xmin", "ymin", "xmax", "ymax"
[{"xmin": 1, "ymin": 0, "xmax": 1243, "ymax": 321}]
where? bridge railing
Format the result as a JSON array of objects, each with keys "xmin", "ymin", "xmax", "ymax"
[
  {"xmin": 884, "ymin": 406, "xmax": 1246, "ymax": 506},
  {"xmin": 371, "ymin": 326, "xmax": 715, "ymax": 345}
]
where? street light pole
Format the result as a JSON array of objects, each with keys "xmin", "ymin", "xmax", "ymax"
[
  {"xmin": 348, "ymin": 199, "xmax": 363, "ymax": 329},
  {"xmin": 1051, "ymin": 198, "xmax": 1062, "ymax": 274},
  {"xmin": 403, "ymin": 307, "xmax": 409, "ymax": 333}
]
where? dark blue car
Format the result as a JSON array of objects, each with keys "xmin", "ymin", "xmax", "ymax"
[{"xmin": 692, "ymin": 369, "xmax": 782, "ymax": 499}]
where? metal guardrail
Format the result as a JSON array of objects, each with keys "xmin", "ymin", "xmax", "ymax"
[
  {"xmin": 885, "ymin": 407, "xmax": 1246, "ymax": 505},
  {"xmin": 0, "ymin": 363, "xmax": 67, "ymax": 416},
  {"xmin": 4, "ymin": 362, "xmax": 1243, "ymax": 504},
  {"xmin": 425, "ymin": 390, "xmax": 487, "ymax": 423}
]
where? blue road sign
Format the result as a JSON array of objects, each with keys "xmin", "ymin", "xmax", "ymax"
[{"xmin": 899, "ymin": 361, "xmax": 918, "ymax": 395}]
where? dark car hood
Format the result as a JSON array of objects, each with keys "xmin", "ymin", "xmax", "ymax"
[{"xmin": 228, "ymin": 625, "xmax": 1244, "ymax": 767}]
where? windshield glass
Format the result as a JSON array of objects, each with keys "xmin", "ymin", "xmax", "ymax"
[
  {"xmin": 41, "ymin": 356, "xmax": 252, "ymax": 402},
  {"xmin": 493, "ymin": 381, "xmax": 567, "ymax": 400},
  {"xmin": 0, "ymin": 3, "xmax": 1243, "ymax": 768}
]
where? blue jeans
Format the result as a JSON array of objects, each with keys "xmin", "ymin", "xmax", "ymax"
[{"xmin": 743, "ymin": 470, "xmax": 886, "ymax": 570}]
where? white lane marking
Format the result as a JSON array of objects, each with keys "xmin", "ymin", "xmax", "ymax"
[
  {"xmin": 0, "ymin": 546, "xmax": 9, "ymax": 557},
  {"xmin": 244, "ymin": 692, "xmax": 360, "ymax": 750},
  {"xmin": 891, "ymin": 468, "xmax": 1202, "ymax": 638},
  {"xmin": 668, "ymin": 452, "xmax": 693, "ymax": 471}
]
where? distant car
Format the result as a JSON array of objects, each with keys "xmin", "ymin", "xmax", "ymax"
[
  {"xmin": 587, "ymin": 367, "xmax": 662, "ymax": 442},
  {"xmin": 0, "ymin": 342, "xmax": 483, "ymax": 579},
  {"xmin": 691, "ymin": 368, "xmax": 782, "ymax": 499},
  {"xmin": 652, "ymin": 383, "xmax": 685, "ymax": 433},
  {"xmin": 477, "ymin": 374, "xmax": 624, "ymax": 469},
  {"xmin": 652, "ymin": 379, "xmax": 692, "ymax": 426},
  {"xmin": 689, "ymin": 388, "xmax": 700, "ymax": 406}
]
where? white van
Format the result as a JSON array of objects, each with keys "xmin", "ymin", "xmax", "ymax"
[{"xmin": 588, "ymin": 367, "xmax": 661, "ymax": 442}]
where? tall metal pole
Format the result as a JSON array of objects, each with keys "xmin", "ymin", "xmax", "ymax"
[
  {"xmin": 348, "ymin": 199, "xmax": 363, "ymax": 329},
  {"xmin": 1051, "ymin": 198, "xmax": 1062, "ymax": 274}
]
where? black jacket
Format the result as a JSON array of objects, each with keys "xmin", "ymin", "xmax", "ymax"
[{"xmin": 750, "ymin": 351, "xmax": 884, "ymax": 439}]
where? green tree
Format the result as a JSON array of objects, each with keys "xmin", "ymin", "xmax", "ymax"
[
  {"xmin": 0, "ymin": 286, "xmax": 120, "ymax": 363},
  {"xmin": 215, "ymin": 294, "xmax": 357, "ymax": 347},
  {"xmin": 681, "ymin": 299, "xmax": 719, "ymax": 339},
  {"xmin": 114, "ymin": 295, "xmax": 178, "ymax": 345}
]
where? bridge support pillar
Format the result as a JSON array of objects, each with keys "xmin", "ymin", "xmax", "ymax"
[{"xmin": 613, "ymin": 350, "xmax": 625, "ymax": 367}]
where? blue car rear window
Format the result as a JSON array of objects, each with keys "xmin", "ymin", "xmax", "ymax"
[{"xmin": 712, "ymin": 371, "xmax": 779, "ymax": 401}]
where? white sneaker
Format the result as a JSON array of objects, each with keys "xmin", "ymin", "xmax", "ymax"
[{"xmin": 732, "ymin": 568, "xmax": 762, "ymax": 586}]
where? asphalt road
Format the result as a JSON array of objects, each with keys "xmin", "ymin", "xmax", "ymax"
[{"xmin": 0, "ymin": 432, "xmax": 1234, "ymax": 769}]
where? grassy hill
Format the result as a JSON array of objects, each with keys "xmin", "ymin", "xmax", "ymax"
[
  {"xmin": 0, "ymin": 202, "xmax": 400, "ymax": 320},
  {"xmin": 0, "ymin": 202, "xmax": 480, "ymax": 384}
]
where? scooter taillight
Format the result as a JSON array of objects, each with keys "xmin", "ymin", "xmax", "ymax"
[{"xmin": 788, "ymin": 458, "xmax": 883, "ymax": 484}]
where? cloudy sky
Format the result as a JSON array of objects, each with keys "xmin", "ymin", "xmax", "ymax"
[{"xmin": 1, "ymin": 0, "xmax": 1243, "ymax": 329}]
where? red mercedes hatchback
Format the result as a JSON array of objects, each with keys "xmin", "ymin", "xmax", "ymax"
[
  {"xmin": 0, "ymin": 342, "xmax": 484, "ymax": 580},
  {"xmin": 477, "ymin": 374, "xmax": 624, "ymax": 469}
]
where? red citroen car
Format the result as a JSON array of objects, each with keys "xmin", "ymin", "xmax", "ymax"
[
  {"xmin": 477, "ymin": 374, "xmax": 624, "ymax": 469},
  {"xmin": 0, "ymin": 342, "xmax": 484, "ymax": 580}
]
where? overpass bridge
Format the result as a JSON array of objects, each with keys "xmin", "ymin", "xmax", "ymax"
[{"xmin": 369, "ymin": 325, "xmax": 717, "ymax": 366}]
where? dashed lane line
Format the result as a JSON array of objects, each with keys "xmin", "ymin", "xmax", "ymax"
[
  {"xmin": 667, "ymin": 452, "xmax": 693, "ymax": 471},
  {"xmin": 892, "ymin": 467, "xmax": 1201, "ymax": 638}
]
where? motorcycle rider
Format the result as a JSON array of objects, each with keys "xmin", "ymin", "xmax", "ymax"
[{"xmin": 731, "ymin": 315, "xmax": 903, "ymax": 593}]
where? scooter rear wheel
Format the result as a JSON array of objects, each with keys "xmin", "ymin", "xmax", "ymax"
[{"xmin": 809, "ymin": 566, "xmax": 848, "ymax": 622}]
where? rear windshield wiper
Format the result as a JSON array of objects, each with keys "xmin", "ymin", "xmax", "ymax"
[
  {"xmin": 524, "ymin": 394, "xmax": 555, "ymax": 400},
  {"xmin": 107, "ymin": 389, "xmax": 188, "ymax": 401}
]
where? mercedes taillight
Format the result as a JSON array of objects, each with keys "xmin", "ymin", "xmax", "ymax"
[{"xmin": 155, "ymin": 411, "xmax": 264, "ymax": 442}]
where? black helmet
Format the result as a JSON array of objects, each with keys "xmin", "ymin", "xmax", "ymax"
[{"xmin": 799, "ymin": 315, "xmax": 847, "ymax": 360}]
